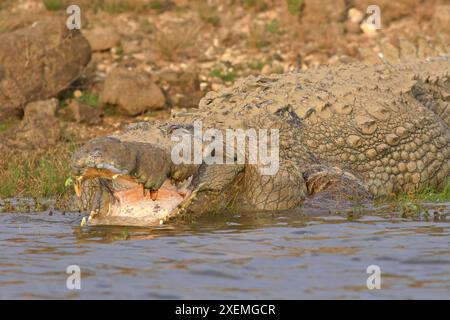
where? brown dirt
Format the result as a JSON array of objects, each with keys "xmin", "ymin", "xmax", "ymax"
[{"xmin": 0, "ymin": 0, "xmax": 448, "ymax": 201}]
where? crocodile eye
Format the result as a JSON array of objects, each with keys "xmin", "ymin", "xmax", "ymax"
[{"xmin": 274, "ymin": 105, "xmax": 302, "ymax": 126}]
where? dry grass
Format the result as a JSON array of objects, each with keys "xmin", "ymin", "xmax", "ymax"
[
  {"xmin": 155, "ymin": 25, "xmax": 200, "ymax": 61},
  {"xmin": 197, "ymin": 2, "xmax": 221, "ymax": 27},
  {"xmin": 248, "ymin": 23, "xmax": 270, "ymax": 49},
  {"xmin": 0, "ymin": 141, "xmax": 80, "ymax": 207}
]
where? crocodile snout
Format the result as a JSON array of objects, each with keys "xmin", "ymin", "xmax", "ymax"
[
  {"xmin": 71, "ymin": 136, "xmax": 178, "ymax": 192},
  {"xmin": 71, "ymin": 137, "xmax": 137, "ymax": 176}
]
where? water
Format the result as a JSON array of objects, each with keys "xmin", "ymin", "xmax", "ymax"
[{"xmin": 0, "ymin": 203, "xmax": 449, "ymax": 299}]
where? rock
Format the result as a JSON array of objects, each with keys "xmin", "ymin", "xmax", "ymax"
[
  {"xmin": 100, "ymin": 68, "xmax": 166, "ymax": 116},
  {"xmin": 61, "ymin": 100, "xmax": 104, "ymax": 125},
  {"xmin": 159, "ymin": 69, "xmax": 179, "ymax": 82},
  {"xmin": 0, "ymin": 18, "xmax": 91, "ymax": 120},
  {"xmin": 360, "ymin": 21, "xmax": 378, "ymax": 37},
  {"xmin": 157, "ymin": 68, "xmax": 203, "ymax": 108},
  {"xmin": 73, "ymin": 90, "xmax": 83, "ymax": 99},
  {"xmin": 261, "ymin": 64, "xmax": 271, "ymax": 75},
  {"xmin": 348, "ymin": 8, "xmax": 364, "ymax": 24},
  {"xmin": 84, "ymin": 27, "xmax": 120, "ymax": 52},
  {"xmin": 211, "ymin": 83, "xmax": 224, "ymax": 91},
  {"xmin": 121, "ymin": 39, "xmax": 141, "ymax": 54},
  {"xmin": 15, "ymin": 99, "xmax": 61, "ymax": 149},
  {"xmin": 345, "ymin": 20, "xmax": 361, "ymax": 34},
  {"xmin": 200, "ymin": 82, "xmax": 209, "ymax": 91}
]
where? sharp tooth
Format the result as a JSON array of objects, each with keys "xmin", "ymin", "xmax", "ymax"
[
  {"xmin": 74, "ymin": 182, "xmax": 81, "ymax": 198},
  {"xmin": 90, "ymin": 210, "xmax": 97, "ymax": 218},
  {"xmin": 177, "ymin": 175, "xmax": 194, "ymax": 190},
  {"xmin": 150, "ymin": 190, "xmax": 158, "ymax": 201},
  {"xmin": 159, "ymin": 219, "xmax": 164, "ymax": 225},
  {"xmin": 112, "ymin": 174, "xmax": 119, "ymax": 180},
  {"xmin": 80, "ymin": 217, "xmax": 87, "ymax": 227},
  {"xmin": 73, "ymin": 183, "xmax": 81, "ymax": 198}
]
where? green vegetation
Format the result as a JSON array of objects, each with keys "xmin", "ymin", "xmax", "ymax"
[
  {"xmin": 57, "ymin": 90, "xmax": 101, "ymax": 112},
  {"xmin": 0, "ymin": 141, "xmax": 80, "ymax": 205},
  {"xmin": 76, "ymin": 92, "xmax": 100, "ymax": 108},
  {"xmin": 147, "ymin": 0, "xmax": 172, "ymax": 12},
  {"xmin": 248, "ymin": 60, "xmax": 266, "ymax": 71},
  {"xmin": 209, "ymin": 67, "xmax": 237, "ymax": 82},
  {"xmin": 103, "ymin": 103, "xmax": 117, "ymax": 116},
  {"xmin": 393, "ymin": 183, "xmax": 450, "ymax": 219},
  {"xmin": 198, "ymin": 3, "xmax": 221, "ymax": 26},
  {"xmin": 139, "ymin": 17, "xmax": 155, "ymax": 34},
  {"xmin": 254, "ymin": 39, "xmax": 269, "ymax": 49},
  {"xmin": 90, "ymin": 0, "xmax": 134, "ymax": 14},
  {"xmin": 0, "ymin": 119, "xmax": 18, "ymax": 133},
  {"xmin": 89, "ymin": 0, "xmax": 134, "ymax": 14},
  {"xmin": 88, "ymin": 0, "xmax": 172, "ymax": 14},
  {"xmin": 248, "ymin": 24, "xmax": 270, "ymax": 49},
  {"xmin": 121, "ymin": 229, "xmax": 129, "ymax": 240},
  {"xmin": 398, "ymin": 183, "xmax": 450, "ymax": 203},
  {"xmin": 43, "ymin": 0, "xmax": 67, "ymax": 11},
  {"xmin": 59, "ymin": 99, "xmax": 69, "ymax": 109},
  {"xmin": 113, "ymin": 44, "xmax": 124, "ymax": 57},
  {"xmin": 265, "ymin": 19, "xmax": 285, "ymax": 35},
  {"xmin": 241, "ymin": 0, "xmax": 269, "ymax": 11},
  {"xmin": 286, "ymin": 0, "xmax": 305, "ymax": 16}
]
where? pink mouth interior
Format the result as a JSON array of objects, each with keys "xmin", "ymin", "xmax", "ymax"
[{"xmin": 78, "ymin": 169, "xmax": 192, "ymax": 226}]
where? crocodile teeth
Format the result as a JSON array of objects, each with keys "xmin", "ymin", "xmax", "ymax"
[
  {"xmin": 90, "ymin": 210, "xmax": 98, "ymax": 218},
  {"xmin": 74, "ymin": 181, "xmax": 81, "ymax": 198},
  {"xmin": 150, "ymin": 190, "xmax": 158, "ymax": 201},
  {"xmin": 177, "ymin": 175, "xmax": 193, "ymax": 190}
]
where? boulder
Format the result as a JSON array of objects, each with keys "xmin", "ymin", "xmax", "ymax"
[
  {"xmin": 158, "ymin": 68, "xmax": 203, "ymax": 108},
  {"xmin": 60, "ymin": 100, "xmax": 104, "ymax": 125},
  {"xmin": 83, "ymin": 27, "xmax": 120, "ymax": 52},
  {"xmin": 100, "ymin": 68, "xmax": 166, "ymax": 116},
  {"xmin": 0, "ymin": 18, "xmax": 91, "ymax": 120},
  {"xmin": 15, "ymin": 99, "xmax": 61, "ymax": 149}
]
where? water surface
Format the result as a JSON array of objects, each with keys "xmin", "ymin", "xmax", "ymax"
[{"xmin": 0, "ymin": 203, "xmax": 449, "ymax": 299}]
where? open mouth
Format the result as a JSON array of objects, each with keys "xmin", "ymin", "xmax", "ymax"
[{"xmin": 75, "ymin": 168, "xmax": 194, "ymax": 227}]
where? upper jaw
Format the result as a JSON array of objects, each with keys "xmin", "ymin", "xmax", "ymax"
[{"xmin": 71, "ymin": 137, "xmax": 137, "ymax": 177}]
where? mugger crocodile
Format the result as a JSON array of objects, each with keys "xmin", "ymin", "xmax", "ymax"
[{"xmin": 72, "ymin": 52, "xmax": 450, "ymax": 226}]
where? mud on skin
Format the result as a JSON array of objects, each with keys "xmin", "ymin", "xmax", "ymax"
[{"xmin": 72, "ymin": 47, "xmax": 450, "ymax": 227}]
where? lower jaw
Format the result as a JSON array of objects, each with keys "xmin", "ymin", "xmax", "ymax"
[
  {"xmin": 75, "ymin": 167, "xmax": 198, "ymax": 226},
  {"xmin": 84, "ymin": 180, "xmax": 191, "ymax": 227}
]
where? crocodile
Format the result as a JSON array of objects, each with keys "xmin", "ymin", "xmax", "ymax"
[
  {"xmin": 72, "ymin": 46, "xmax": 450, "ymax": 226},
  {"xmin": 0, "ymin": 18, "xmax": 91, "ymax": 119}
]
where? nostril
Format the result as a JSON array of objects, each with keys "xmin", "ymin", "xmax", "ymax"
[{"xmin": 92, "ymin": 149, "xmax": 103, "ymax": 157}]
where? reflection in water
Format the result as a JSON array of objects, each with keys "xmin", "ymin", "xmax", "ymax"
[{"xmin": 0, "ymin": 203, "xmax": 449, "ymax": 299}]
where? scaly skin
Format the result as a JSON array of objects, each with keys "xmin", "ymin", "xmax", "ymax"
[{"xmin": 72, "ymin": 55, "xmax": 450, "ymax": 226}]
